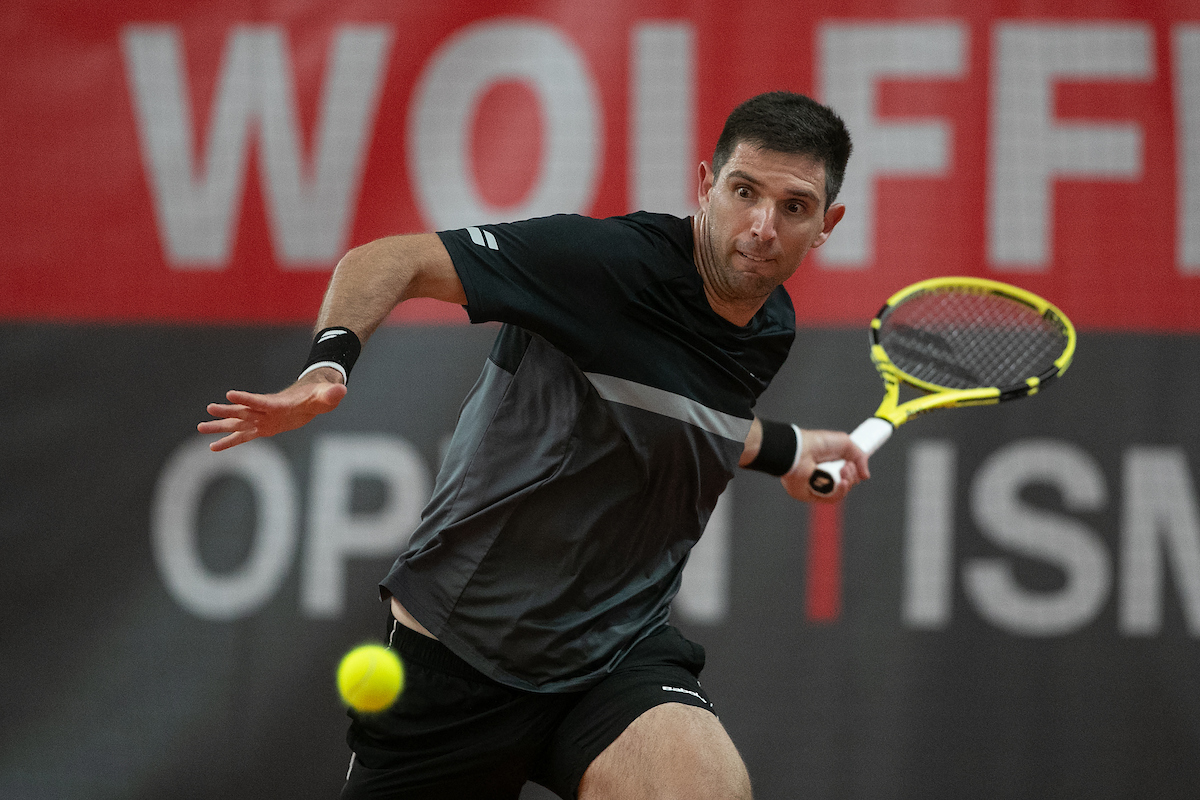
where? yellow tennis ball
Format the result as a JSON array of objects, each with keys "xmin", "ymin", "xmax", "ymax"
[{"xmin": 337, "ymin": 644, "xmax": 404, "ymax": 712}]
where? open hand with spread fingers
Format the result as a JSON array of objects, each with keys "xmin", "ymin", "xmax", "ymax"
[{"xmin": 198, "ymin": 373, "xmax": 348, "ymax": 452}]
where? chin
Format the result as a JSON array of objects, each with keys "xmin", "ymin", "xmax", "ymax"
[{"xmin": 730, "ymin": 276, "xmax": 778, "ymax": 301}]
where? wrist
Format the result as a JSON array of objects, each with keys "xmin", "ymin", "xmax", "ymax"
[
  {"xmin": 745, "ymin": 419, "xmax": 802, "ymax": 476},
  {"xmin": 296, "ymin": 363, "xmax": 347, "ymax": 385},
  {"xmin": 786, "ymin": 424, "xmax": 804, "ymax": 475},
  {"xmin": 300, "ymin": 327, "xmax": 361, "ymax": 385}
]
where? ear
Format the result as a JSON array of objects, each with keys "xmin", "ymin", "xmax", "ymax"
[
  {"xmin": 697, "ymin": 161, "xmax": 715, "ymax": 210},
  {"xmin": 809, "ymin": 203, "xmax": 846, "ymax": 249}
]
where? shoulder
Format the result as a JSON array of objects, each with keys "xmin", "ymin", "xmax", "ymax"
[
  {"xmin": 608, "ymin": 212, "xmax": 693, "ymax": 257},
  {"xmin": 440, "ymin": 212, "xmax": 690, "ymax": 248},
  {"xmin": 525, "ymin": 211, "xmax": 692, "ymax": 255}
]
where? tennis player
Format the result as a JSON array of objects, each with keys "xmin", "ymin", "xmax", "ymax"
[{"xmin": 200, "ymin": 91, "xmax": 870, "ymax": 800}]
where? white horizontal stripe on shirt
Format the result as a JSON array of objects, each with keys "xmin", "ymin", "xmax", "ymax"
[{"xmin": 584, "ymin": 372, "xmax": 752, "ymax": 443}]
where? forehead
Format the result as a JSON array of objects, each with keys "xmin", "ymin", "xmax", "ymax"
[{"xmin": 718, "ymin": 142, "xmax": 827, "ymax": 204}]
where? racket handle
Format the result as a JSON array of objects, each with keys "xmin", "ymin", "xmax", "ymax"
[{"xmin": 808, "ymin": 417, "xmax": 894, "ymax": 495}]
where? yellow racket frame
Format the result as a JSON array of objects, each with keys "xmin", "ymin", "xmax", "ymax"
[
  {"xmin": 809, "ymin": 276, "xmax": 1076, "ymax": 495},
  {"xmin": 868, "ymin": 276, "xmax": 1076, "ymax": 427}
]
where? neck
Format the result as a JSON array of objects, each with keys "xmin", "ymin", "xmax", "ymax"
[{"xmin": 691, "ymin": 212, "xmax": 764, "ymax": 327}]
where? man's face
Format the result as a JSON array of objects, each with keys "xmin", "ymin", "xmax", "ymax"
[{"xmin": 697, "ymin": 141, "xmax": 844, "ymax": 305}]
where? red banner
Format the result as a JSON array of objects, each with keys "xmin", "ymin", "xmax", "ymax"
[{"xmin": 2, "ymin": 1, "xmax": 1198, "ymax": 329}]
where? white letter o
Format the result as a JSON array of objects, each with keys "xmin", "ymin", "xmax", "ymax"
[
  {"xmin": 152, "ymin": 437, "xmax": 298, "ymax": 620},
  {"xmin": 409, "ymin": 20, "xmax": 602, "ymax": 229}
]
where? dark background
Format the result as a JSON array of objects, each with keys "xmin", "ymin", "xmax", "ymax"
[{"xmin": 4, "ymin": 326, "xmax": 1198, "ymax": 799}]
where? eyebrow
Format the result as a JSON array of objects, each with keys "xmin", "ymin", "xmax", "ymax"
[{"xmin": 724, "ymin": 169, "xmax": 821, "ymax": 204}]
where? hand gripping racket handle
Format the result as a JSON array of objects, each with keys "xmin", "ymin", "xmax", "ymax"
[{"xmin": 808, "ymin": 417, "xmax": 894, "ymax": 495}]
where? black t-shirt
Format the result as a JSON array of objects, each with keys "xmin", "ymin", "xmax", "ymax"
[{"xmin": 380, "ymin": 212, "xmax": 794, "ymax": 691}]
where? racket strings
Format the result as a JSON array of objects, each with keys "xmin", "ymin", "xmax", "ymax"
[{"xmin": 879, "ymin": 290, "xmax": 1068, "ymax": 390}]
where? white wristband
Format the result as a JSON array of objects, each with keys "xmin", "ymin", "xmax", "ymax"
[
  {"xmin": 788, "ymin": 424, "xmax": 804, "ymax": 475},
  {"xmin": 298, "ymin": 360, "xmax": 348, "ymax": 384}
]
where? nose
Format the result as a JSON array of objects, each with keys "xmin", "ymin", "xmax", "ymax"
[{"xmin": 750, "ymin": 203, "xmax": 777, "ymax": 241}]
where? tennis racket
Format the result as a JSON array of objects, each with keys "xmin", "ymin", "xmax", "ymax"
[{"xmin": 809, "ymin": 277, "xmax": 1076, "ymax": 494}]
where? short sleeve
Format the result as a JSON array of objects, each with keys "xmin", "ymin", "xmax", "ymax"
[{"xmin": 437, "ymin": 214, "xmax": 692, "ymax": 362}]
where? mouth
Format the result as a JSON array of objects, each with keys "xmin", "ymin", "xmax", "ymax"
[{"xmin": 736, "ymin": 249, "xmax": 774, "ymax": 265}]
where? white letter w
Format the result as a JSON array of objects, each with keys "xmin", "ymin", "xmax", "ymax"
[{"xmin": 122, "ymin": 25, "xmax": 391, "ymax": 269}]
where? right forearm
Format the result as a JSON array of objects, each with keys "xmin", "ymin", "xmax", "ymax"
[
  {"xmin": 314, "ymin": 233, "xmax": 464, "ymax": 344},
  {"xmin": 314, "ymin": 237, "xmax": 418, "ymax": 344}
]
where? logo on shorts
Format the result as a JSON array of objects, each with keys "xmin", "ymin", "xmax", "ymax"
[{"xmin": 661, "ymin": 685, "xmax": 713, "ymax": 708}]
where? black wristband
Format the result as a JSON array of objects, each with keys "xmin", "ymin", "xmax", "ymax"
[
  {"xmin": 299, "ymin": 327, "xmax": 362, "ymax": 384},
  {"xmin": 746, "ymin": 419, "xmax": 800, "ymax": 476}
]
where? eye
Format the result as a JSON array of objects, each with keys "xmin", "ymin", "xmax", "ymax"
[
  {"xmin": 786, "ymin": 201, "xmax": 804, "ymax": 215},
  {"xmin": 735, "ymin": 185, "xmax": 752, "ymax": 199}
]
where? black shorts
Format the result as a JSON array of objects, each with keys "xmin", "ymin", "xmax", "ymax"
[{"xmin": 340, "ymin": 621, "xmax": 714, "ymax": 800}]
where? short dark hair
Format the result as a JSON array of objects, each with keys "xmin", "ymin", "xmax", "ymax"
[{"xmin": 711, "ymin": 91, "xmax": 852, "ymax": 208}]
